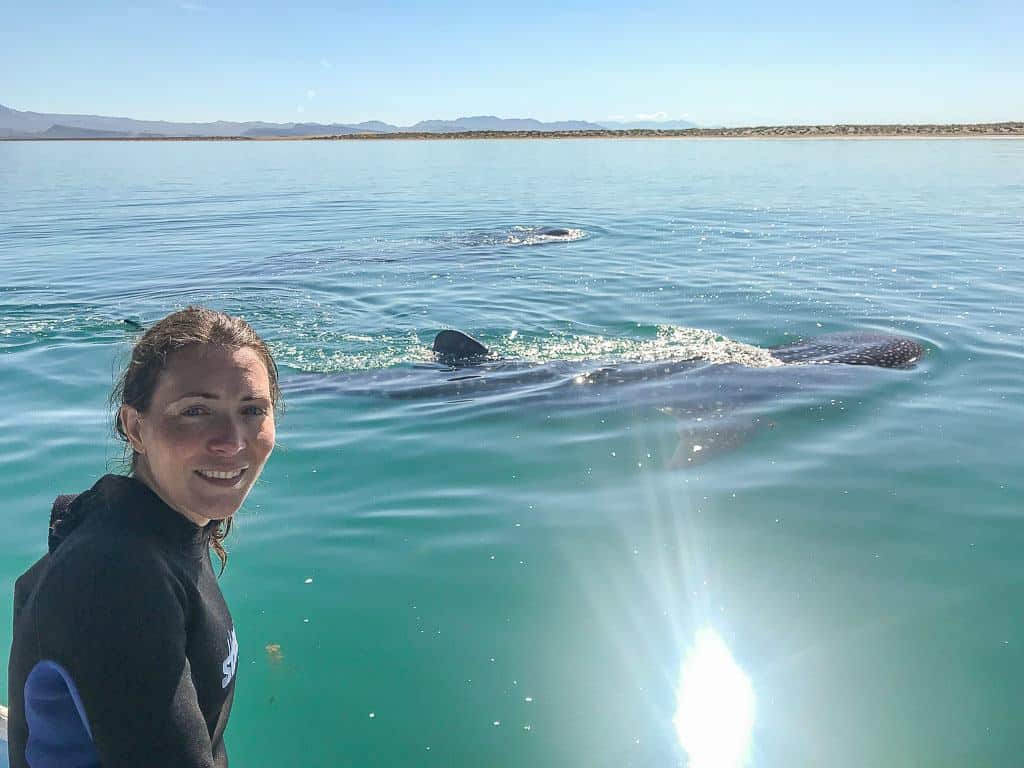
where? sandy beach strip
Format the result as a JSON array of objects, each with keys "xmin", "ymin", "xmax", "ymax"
[{"xmin": 3, "ymin": 123, "xmax": 1022, "ymax": 142}]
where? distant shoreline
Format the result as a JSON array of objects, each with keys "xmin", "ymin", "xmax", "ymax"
[{"xmin": 3, "ymin": 123, "xmax": 1022, "ymax": 142}]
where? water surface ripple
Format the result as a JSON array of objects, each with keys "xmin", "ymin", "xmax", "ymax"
[{"xmin": 1, "ymin": 138, "xmax": 1022, "ymax": 767}]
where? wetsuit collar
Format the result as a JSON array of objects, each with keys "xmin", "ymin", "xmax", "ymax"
[{"xmin": 95, "ymin": 474, "xmax": 217, "ymax": 551}]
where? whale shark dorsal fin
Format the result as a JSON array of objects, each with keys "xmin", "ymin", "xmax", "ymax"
[{"xmin": 432, "ymin": 330, "xmax": 490, "ymax": 360}]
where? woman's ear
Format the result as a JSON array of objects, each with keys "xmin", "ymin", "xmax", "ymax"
[{"xmin": 120, "ymin": 405, "xmax": 146, "ymax": 455}]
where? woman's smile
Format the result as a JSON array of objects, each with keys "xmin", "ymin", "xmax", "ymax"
[{"xmin": 195, "ymin": 467, "xmax": 249, "ymax": 486}]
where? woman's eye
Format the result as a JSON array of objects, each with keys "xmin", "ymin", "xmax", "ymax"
[
  {"xmin": 182, "ymin": 406, "xmax": 208, "ymax": 416},
  {"xmin": 243, "ymin": 405, "xmax": 269, "ymax": 416}
]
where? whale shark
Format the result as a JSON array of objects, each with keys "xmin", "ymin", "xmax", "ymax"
[{"xmin": 284, "ymin": 328, "xmax": 925, "ymax": 465}]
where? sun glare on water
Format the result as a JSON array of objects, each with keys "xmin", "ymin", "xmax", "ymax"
[{"xmin": 673, "ymin": 628, "xmax": 756, "ymax": 768}]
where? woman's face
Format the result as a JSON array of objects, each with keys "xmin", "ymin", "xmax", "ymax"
[{"xmin": 121, "ymin": 344, "xmax": 276, "ymax": 526}]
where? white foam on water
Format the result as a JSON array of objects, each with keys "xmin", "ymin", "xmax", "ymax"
[
  {"xmin": 492, "ymin": 325, "xmax": 782, "ymax": 368},
  {"xmin": 277, "ymin": 325, "xmax": 780, "ymax": 373},
  {"xmin": 272, "ymin": 333, "xmax": 434, "ymax": 373}
]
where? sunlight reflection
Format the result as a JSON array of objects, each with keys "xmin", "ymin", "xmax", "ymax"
[{"xmin": 673, "ymin": 627, "xmax": 755, "ymax": 768}]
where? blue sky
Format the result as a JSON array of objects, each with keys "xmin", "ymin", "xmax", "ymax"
[{"xmin": 3, "ymin": 0, "xmax": 1021, "ymax": 126}]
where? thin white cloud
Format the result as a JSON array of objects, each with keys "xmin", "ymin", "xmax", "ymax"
[
  {"xmin": 307, "ymin": 89, "xmax": 317, "ymax": 100},
  {"xmin": 634, "ymin": 111, "xmax": 668, "ymax": 121},
  {"xmin": 296, "ymin": 105, "xmax": 305, "ymax": 114},
  {"xmin": 319, "ymin": 58, "xmax": 332, "ymax": 69}
]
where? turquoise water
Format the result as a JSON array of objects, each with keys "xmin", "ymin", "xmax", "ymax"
[{"xmin": 1, "ymin": 138, "xmax": 1022, "ymax": 767}]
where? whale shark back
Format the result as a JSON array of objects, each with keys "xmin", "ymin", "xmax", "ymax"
[
  {"xmin": 769, "ymin": 332, "xmax": 924, "ymax": 369},
  {"xmin": 434, "ymin": 329, "xmax": 925, "ymax": 370},
  {"xmin": 286, "ymin": 328, "xmax": 925, "ymax": 466}
]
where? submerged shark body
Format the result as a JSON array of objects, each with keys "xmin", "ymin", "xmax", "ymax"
[{"xmin": 284, "ymin": 329, "xmax": 925, "ymax": 465}]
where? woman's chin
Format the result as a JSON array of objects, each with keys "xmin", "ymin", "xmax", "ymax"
[
  {"xmin": 187, "ymin": 478, "xmax": 258, "ymax": 520},
  {"xmin": 197, "ymin": 496, "xmax": 247, "ymax": 522},
  {"xmin": 177, "ymin": 494, "xmax": 244, "ymax": 527}
]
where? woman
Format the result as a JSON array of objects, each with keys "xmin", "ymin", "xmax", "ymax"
[{"xmin": 6, "ymin": 307, "xmax": 280, "ymax": 767}]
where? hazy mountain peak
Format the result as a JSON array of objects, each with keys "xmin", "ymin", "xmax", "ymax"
[{"xmin": 0, "ymin": 104, "xmax": 618, "ymax": 139}]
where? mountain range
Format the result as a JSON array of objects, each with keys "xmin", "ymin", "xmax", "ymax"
[{"xmin": 0, "ymin": 104, "xmax": 696, "ymax": 139}]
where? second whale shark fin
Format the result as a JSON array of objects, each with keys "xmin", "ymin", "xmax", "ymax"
[{"xmin": 432, "ymin": 329, "xmax": 490, "ymax": 361}]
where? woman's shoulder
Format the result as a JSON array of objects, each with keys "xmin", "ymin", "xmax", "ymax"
[
  {"xmin": 23, "ymin": 473, "xmax": 209, "ymax": 610},
  {"xmin": 41, "ymin": 532, "xmax": 177, "ymax": 614},
  {"xmin": 28, "ymin": 530, "xmax": 186, "ymax": 629},
  {"xmin": 56, "ymin": 519, "xmax": 170, "ymax": 570}
]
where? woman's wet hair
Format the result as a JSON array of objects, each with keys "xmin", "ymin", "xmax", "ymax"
[{"xmin": 111, "ymin": 306, "xmax": 282, "ymax": 570}]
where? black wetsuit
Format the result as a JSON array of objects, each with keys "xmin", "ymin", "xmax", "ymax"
[{"xmin": 7, "ymin": 474, "xmax": 238, "ymax": 767}]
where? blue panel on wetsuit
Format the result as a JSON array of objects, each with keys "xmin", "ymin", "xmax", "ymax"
[{"xmin": 23, "ymin": 661, "xmax": 99, "ymax": 768}]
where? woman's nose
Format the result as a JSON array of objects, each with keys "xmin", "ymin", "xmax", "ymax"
[{"xmin": 207, "ymin": 416, "xmax": 246, "ymax": 454}]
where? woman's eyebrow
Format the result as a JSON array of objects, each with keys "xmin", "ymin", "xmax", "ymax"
[{"xmin": 173, "ymin": 392, "xmax": 271, "ymax": 402}]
